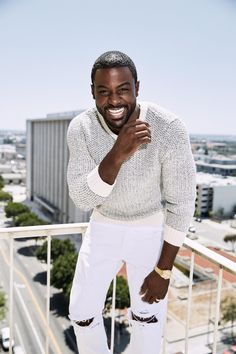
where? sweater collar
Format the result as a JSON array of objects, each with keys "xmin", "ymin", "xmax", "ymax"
[{"xmin": 96, "ymin": 102, "xmax": 147, "ymax": 140}]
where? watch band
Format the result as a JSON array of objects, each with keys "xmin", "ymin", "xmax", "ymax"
[{"xmin": 154, "ymin": 266, "xmax": 172, "ymax": 280}]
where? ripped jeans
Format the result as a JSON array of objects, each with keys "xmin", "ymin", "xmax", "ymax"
[{"xmin": 69, "ymin": 220, "xmax": 168, "ymax": 354}]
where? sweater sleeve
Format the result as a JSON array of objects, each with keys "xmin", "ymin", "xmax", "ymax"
[
  {"xmin": 161, "ymin": 118, "xmax": 196, "ymax": 247},
  {"xmin": 67, "ymin": 118, "xmax": 115, "ymax": 211}
]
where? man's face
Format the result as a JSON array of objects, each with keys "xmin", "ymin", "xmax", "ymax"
[{"xmin": 91, "ymin": 67, "xmax": 139, "ymax": 134}]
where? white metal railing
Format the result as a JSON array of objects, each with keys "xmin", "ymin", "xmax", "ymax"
[
  {"xmin": 182, "ymin": 238, "xmax": 236, "ymax": 354},
  {"xmin": 0, "ymin": 224, "xmax": 236, "ymax": 354},
  {"xmin": 0, "ymin": 223, "xmax": 88, "ymax": 354}
]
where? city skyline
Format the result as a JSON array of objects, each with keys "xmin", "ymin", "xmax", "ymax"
[{"xmin": 1, "ymin": 0, "xmax": 236, "ymax": 134}]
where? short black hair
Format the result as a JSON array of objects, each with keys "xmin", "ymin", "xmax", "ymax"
[{"xmin": 91, "ymin": 51, "xmax": 138, "ymax": 83}]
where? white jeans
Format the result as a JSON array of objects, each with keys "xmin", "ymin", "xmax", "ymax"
[{"xmin": 69, "ymin": 220, "xmax": 168, "ymax": 354}]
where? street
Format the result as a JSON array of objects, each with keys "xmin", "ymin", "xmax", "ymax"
[
  {"xmin": 190, "ymin": 218, "xmax": 236, "ymax": 250},
  {"xmin": 0, "ymin": 232, "xmax": 78, "ymax": 353}
]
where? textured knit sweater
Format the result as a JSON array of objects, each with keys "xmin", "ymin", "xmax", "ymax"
[{"xmin": 67, "ymin": 101, "xmax": 196, "ymax": 246}]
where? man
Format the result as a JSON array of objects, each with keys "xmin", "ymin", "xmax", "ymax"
[{"xmin": 67, "ymin": 51, "xmax": 196, "ymax": 354}]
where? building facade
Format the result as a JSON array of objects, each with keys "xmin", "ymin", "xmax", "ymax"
[
  {"xmin": 195, "ymin": 173, "xmax": 236, "ymax": 217},
  {"xmin": 196, "ymin": 156, "xmax": 236, "ymax": 176},
  {"xmin": 27, "ymin": 110, "xmax": 91, "ymax": 224}
]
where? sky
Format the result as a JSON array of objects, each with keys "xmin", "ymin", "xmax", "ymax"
[{"xmin": 0, "ymin": 0, "xmax": 236, "ymax": 134}]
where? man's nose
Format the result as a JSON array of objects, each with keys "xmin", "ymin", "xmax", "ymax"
[{"xmin": 108, "ymin": 92, "xmax": 121, "ymax": 106}]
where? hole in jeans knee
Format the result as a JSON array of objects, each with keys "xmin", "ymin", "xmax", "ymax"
[
  {"xmin": 75, "ymin": 317, "xmax": 94, "ymax": 327},
  {"xmin": 131, "ymin": 312, "xmax": 158, "ymax": 323}
]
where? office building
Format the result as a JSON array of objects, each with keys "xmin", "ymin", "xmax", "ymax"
[
  {"xmin": 195, "ymin": 173, "xmax": 236, "ymax": 217},
  {"xmin": 195, "ymin": 156, "xmax": 236, "ymax": 176},
  {"xmin": 27, "ymin": 110, "xmax": 91, "ymax": 223}
]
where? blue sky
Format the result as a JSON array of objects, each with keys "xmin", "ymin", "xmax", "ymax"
[{"xmin": 1, "ymin": 0, "xmax": 236, "ymax": 134}]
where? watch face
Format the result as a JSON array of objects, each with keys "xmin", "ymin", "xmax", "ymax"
[
  {"xmin": 155, "ymin": 267, "xmax": 172, "ymax": 279},
  {"xmin": 162, "ymin": 270, "xmax": 171, "ymax": 279}
]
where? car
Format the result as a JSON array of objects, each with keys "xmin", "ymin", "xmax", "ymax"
[
  {"xmin": 13, "ymin": 345, "xmax": 26, "ymax": 354},
  {"xmin": 186, "ymin": 233, "xmax": 198, "ymax": 240},
  {"xmin": 195, "ymin": 217, "xmax": 202, "ymax": 222},
  {"xmin": 0, "ymin": 327, "xmax": 14, "ymax": 350},
  {"xmin": 188, "ymin": 225, "xmax": 196, "ymax": 233}
]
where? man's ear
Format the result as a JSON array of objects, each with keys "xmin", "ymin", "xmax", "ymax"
[
  {"xmin": 135, "ymin": 81, "xmax": 140, "ymax": 97},
  {"xmin": 91, "ymin": 84, "xmax": 95, "ymax": 99}
]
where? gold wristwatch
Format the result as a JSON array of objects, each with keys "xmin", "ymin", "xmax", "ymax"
[{"xmin": 154, "ymin": 266, "xmax": 172, "ymax": 280}]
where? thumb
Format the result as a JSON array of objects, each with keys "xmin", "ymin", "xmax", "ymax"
[
  {"xmin": 139, "ymin": 280, "xmax": 148, "ymax": 295},
  {"xmin": 128, "ymin": 105, "xmax": 140, "ymax": 123}
]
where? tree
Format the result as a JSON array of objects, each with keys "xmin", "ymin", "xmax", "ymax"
[
  {"xmin": 4, "ymin": 202, "xmax": 30, "ymax": 218},
  {"xmin": 0, "ymin": 175, "xmax": 4, "ymax": 190},
  {"xmin": 106, "ymin": 276, "xmax": 130, "ymax": 310},
  {"xmin": 224, "ymin": 234, "xmax": 236, "ymax": 252},
  {"xmin": 51, "ymin": 252, "xmax": 78, "ymax": 301},
  {"xmin": 221, "ymin": 296, "xmax": 236, "ymax": 338},
  {"xmin": 36, "ymin": 238, "xmax": 76, "ymax": 263},
  {"xmin": 13, "ymin": 212, "xmax": 47, "ymax": 227},
  {"xmin": 232, "ymin": 205, "xmax": 236, "ymax": 217},
  {"xmin": 0, "ymin": 291, "xmax": 6, "ymax": 320},
  {"xmin": 0, "ymin": 190, "xmax": 13, "ymax": 202},
  {"xmin": 194, "ymin": 209, "xmax": 201, "ymax": 218},
  {"xmin": 216, "ymin": 207, "xmax": 224, "ymax": 220}
]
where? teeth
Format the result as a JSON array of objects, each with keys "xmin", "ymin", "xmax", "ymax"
[{"xmin": 108, "ymin": 107, "xmax": 124, "ymax": 114}]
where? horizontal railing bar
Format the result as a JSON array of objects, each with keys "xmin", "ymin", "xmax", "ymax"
[
  {"xmin": 184, "ymin": 238, "xmax": 236, "ymax": 274},
  {"xmin": 0, "ymin": 223, "xmax": 235, "ymax": 274},
  {"xmin": 0, "ymin": 223, "xmax": 89, "ymax": 239}
]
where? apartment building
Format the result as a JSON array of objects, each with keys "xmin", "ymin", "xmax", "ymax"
[
  {"xmin": 26, "ymin": 109, "xmax": 91, "ymax": 223},
  {"xmin": 195, "ymin": 156, "xmax": 236, "ymax": 176},
  {"xmin": 195, "ymin": 172, "xmax": 236, "ymax": 217}
]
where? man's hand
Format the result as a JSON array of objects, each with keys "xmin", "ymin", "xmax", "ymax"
[
  {"xmin": 112, "ymin": 107, "xmax": 151, "ymax": 163},
  {"xmin": 139, "ymin": 270, "xmax": 170, "ymax": 304},
  {"xmin": 98, "ymin": 106, "xmax": 151, "ymax": 185}
]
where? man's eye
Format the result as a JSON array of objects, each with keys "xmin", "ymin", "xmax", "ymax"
[
  {"xmin": 118, "ymin": 88, "xmax": 129, "ymax": 94},
  {"xmin": 98, "ymin": 90, "xmax": 109, "ymax": 96}
]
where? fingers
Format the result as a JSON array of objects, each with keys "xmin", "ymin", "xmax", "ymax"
[
  {"xmin": 140, "ymin": 281, "xmax": 162, "ymax": 304},
  {"xmin": 127, "ymin": 120, "xmax": 151, "ymax": 141},
  {"xmin": 134, "ymin": 125, "xmax": 151, "ymax": 136},
  {"xmin": 142, "ymin": 293, "xmax": 153, "ymax": 303},
  {"xmin": 140, "ymin": 281, "xmax": 148, "ymax": 296},
  {"xmin": 128, "ymin": 106, "xmax": 140, "ymax": 123},
  {"xmin": 142, "ymin": 293, "xmax": 161, "ymax": 304},
  {"xmin": 135, "ymin": 131, "xmax": 151, "ymax": 140},
  {"xmin": 127, "ymin": 119, "xmax": 150, "ymax": 128},
  {"xmin": 140, "ymin": 281, "xmax": 156, "ymax": 304}
]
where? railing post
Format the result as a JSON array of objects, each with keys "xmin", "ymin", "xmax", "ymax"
[
  {"xmin": 110, "ymin": 276, "xmax": 117, "ymax": 354},
  {"xmin": 9, "ymin": 234, "xmax": 14, "ymax": 354},
  {"xmin": 46, "ymin": 233, "xmax": 51, "ymax": 354},
  {"xmin": 212, "ymin": 266, "xmax": 223, "ymax": 354},
  {"xmin": 162, "ymin": 310, "xmax": 167, "ymax": 354},
  {"xmin": 185, "ymin": 250, "xmax": 195, "ymax": 354}
]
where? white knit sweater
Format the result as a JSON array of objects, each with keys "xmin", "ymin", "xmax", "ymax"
[{"xmin": 67, "ymin": 102, "xmax": 196, "ymax": 246}]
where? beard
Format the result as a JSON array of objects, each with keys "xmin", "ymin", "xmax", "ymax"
[{"xmin": 96, "ymin": 102, "xmax": 137, "ymax": 134}]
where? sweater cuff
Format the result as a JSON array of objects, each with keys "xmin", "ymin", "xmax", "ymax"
[
  {"xmin": 163, "ymin": 224, "xmax": 186, "ymax": 247},
  {"xmin": 87, "ymin": 165, "xmax": 116, "ymax": 198}
]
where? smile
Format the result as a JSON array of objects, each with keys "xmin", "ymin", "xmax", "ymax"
[{"xmin": 107, "ymin": 107, "xmax": 125, "ymax": 119}]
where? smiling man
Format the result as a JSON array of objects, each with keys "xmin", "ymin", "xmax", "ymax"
[{"xmin": 67, "ymin": 51, "xmax": 196, "ymax": 354}]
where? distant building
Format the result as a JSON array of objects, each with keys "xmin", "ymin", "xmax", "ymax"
[
  {"xmin": 16, "ymin": 143, "xmax": 26, "ymax": 159},
  {"xmin": 27, "ymin": 110, "xmax": 91, "ymax": 223},
  {"xmin": 195, "ymin": 173, "xmax": 236, "ymax": 217},
  {"xmin": 1, "ymin": 172, "xmax": 26, "ymax": 185},
  {"xmin": 195, "ymin": 155, "xmax": 236, "ymax": 177},
  {"xmin": 0, "ymin": 164, "xmax": 12, "ymax": 174},
  {"xmin": 0, "ymin": 145, "xmax": 16, "ymax": 162}
]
